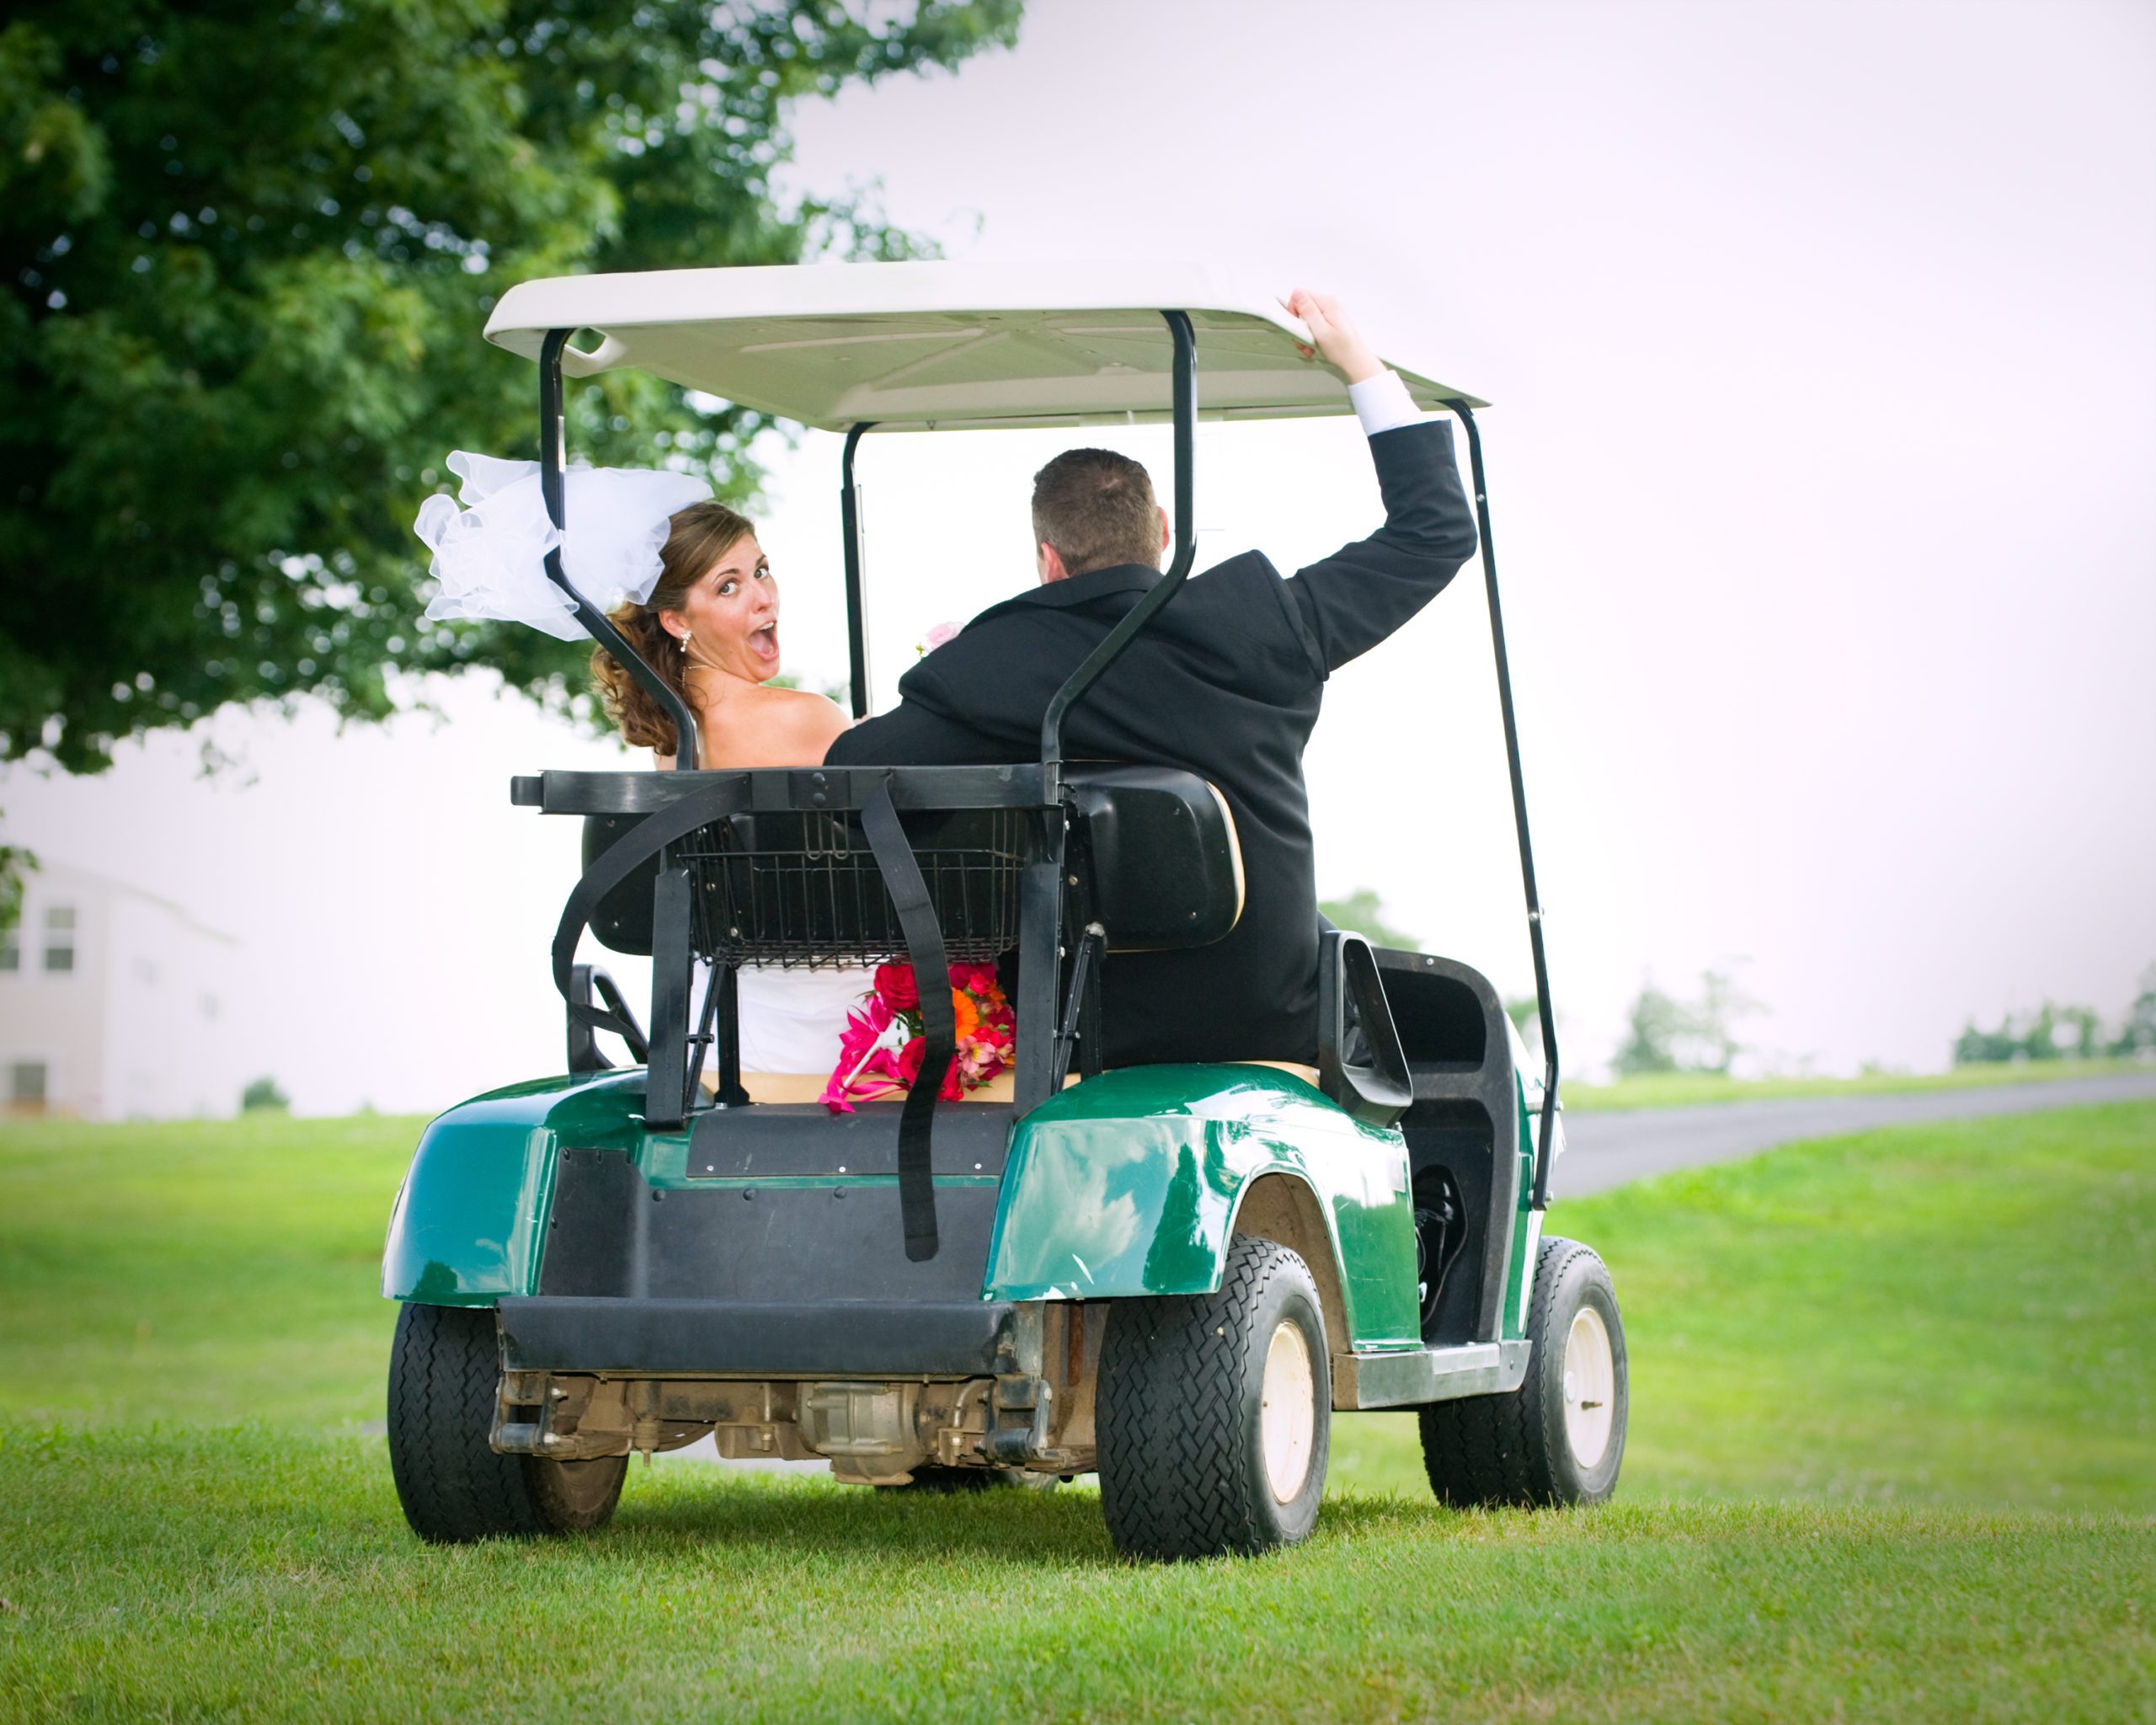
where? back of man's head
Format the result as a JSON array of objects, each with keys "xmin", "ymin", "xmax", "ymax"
[{"xmin": 1031, "ymin": 448, "xmax": 1161, "ymax": 579}]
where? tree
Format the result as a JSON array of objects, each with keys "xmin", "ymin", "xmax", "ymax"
[
  {"xmin": 1317, "ymin": 887, "xmax": 1419, "ymax": 952},
  {"xmin": 2114, "ymin": 964, "xmax": 2156, "ymax": 1058},
  {"xmin": 0, "ymin": 827, "xmax": 30, "ymax": 936},
  {"xmin": 1955, "ymin": 995, "xmax": 2121, "ymax": 1065},
  {"xmin": 239, "ymin": 1075, "xmax": 289, "ymax": 1112},
  {"xmin": 1612, "ymin": 968, "xmax": 1762, "ymax": 1077},
  {"xmin": 1504, "ymin": 995, "xmax": 1544, "ymax": 1062},
  {"xmin": 1690, "ymin": 967, "xmax": 1762, "ymax": 1075},
  {"xmin": 1952, "ymin": 1016, "xmax": 2023, "ymax": 1065},
  {"xmin": 2057, "ymin": 1004, "xmax": 2105, "ymax": 1061},
  {"xmin": 1611, "ymin": 981, "xmax": 1686, "ymax": 1076},
  {"xmin": 0, "ymin": 0, "xmax": 1022, "ymax": 776}
]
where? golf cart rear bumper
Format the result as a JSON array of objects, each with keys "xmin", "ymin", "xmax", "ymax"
[{"xmin": 495, "ymin": 1295, "xmax": 1020, "ymax": 1377}]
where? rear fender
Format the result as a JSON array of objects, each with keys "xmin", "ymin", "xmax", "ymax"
[
  {"xmin": 982, "ymin": 1065, "xmax": 1420, "ymax": 1350},
  {"xmin": 382, "ymin": 1071, "xmax": 650, "ymax": 1306}
]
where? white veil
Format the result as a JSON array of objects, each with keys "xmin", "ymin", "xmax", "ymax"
[{"xmin": 411, "ymin": 451, "xmax": 713, "ymax": 640}]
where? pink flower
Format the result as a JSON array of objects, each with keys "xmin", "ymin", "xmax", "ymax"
[
  {"xmin": 821, "ymin": 996, "xmax": 905, "ymax": 1114},
  {"xmin": 921, "ymin": 621, "xmax": 961, "ymax": 653},
  {"xmin": 824, "ymin": 960, "xmax": 1015, "ymax": 1110}
]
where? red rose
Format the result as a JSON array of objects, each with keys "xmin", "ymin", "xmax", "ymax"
[
  {"xmin": 876, "ymin": 962, "xmax": 920, "ymax": 1012},
  {"xmin": 893, "ymin": 1036, "xmax": 926, "ymax": 1087}
]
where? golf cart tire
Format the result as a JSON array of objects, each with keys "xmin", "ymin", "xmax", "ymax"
[
  {"xmin": 1097, "ymin": 1236, "xmax": 1331, "ymax": 1561},
  {"xmin": 1417, "ymin": 1236, "xmax": 1627, "ymax": 1508},
  {"xmin": 387, "ymin": 1301, "xmax": 627, "ymax": 1542}
]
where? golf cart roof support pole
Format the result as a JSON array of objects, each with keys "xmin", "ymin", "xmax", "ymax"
[
  {"xmin": 1451, "ymin": 402, "xmax": 1561, "ymax": 1210},
  {"xmin": 840, "ymin": 423, "xmax": 876, "ymax": 718},
  {"xmin": 536, "ymin": 328, "xmax": 703, "ymax": 770},
  {"xmin": 1037, "ymin": 309, "xmax": 1198, "ymax": 787}
]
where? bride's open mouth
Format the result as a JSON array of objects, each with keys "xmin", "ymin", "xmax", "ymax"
[{"xmin": 749, "ymin": 621, "xmax": 779, "ymax": 667}]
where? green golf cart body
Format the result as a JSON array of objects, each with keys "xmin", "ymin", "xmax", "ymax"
[{"xmin": 382, "ymin": 263, "xmax": 1625, "ymax": 1559}]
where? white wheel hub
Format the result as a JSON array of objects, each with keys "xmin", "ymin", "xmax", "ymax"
[
  {"xmin": 1561, "ymin": 1306, "xmax": 1615, "ymax": 1469},
  {"xmin": 1259, "ymin": 1317, "xmax": 1317, "ymax": 1503}
]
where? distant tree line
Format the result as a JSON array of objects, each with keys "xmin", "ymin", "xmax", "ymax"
[
  {"xmin": 1612, "ymin": 969, "xmax": 1760, "ymax": 1077},
  {"xmin": 1953, "ymin": 964, "xmax": 2156, "ymax": 1064}
]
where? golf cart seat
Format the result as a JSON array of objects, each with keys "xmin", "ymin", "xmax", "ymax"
[{"xmin": 577, "ymin": 762, "xmax": 1244, "ymax": 964}]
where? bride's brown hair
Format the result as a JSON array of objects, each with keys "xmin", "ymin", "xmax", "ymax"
[{"xmin": 590, "ymin": 499, "xmax": 757, "ymax": 756}]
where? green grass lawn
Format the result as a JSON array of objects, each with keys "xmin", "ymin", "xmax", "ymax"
[
  {"xmin": 1, "ymin": 1105, "xmax": 2151, "ymax": 1721},
  {"xmin": 1564, "ymin": 1055, "xmax": 2150, "ymax": 1111}
]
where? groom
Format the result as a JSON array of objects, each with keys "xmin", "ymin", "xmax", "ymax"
[{"xmin": 822, "ymin": 291, "xmax": 1480, "ymax": 1068}]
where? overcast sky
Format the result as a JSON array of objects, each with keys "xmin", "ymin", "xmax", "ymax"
[{"xmin": 6, "ymin": 0, "xmax": 2152, "ymax": 1114}]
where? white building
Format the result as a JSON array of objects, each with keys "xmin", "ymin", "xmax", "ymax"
[{"xmin": 0, "ymin": 860, "xmax": 249, "ymax": 1120}]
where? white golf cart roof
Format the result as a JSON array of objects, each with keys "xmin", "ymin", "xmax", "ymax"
[{"xmin": 484, "ymin": 261, "xmax": 1486, "ymax": 431}]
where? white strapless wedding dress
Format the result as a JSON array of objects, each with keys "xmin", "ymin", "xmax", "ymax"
[{"xmin": 697, "ymin": 963, "xmax": 876, "ymax": 1074}]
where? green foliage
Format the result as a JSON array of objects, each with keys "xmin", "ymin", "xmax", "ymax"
[
  {"xmin": 237, "ymin": 1075, "xmax": 288, "ymax": 1112},
  {"xmin": 1612, "ymin": 969, "xmax": 1761, "ymax": 1077},
  {"xmin": 0, "ymin": 819, "xmax": 32, "ymax": 936},
  {"xmin": 1954, "ymin": 966, "xmax": 2156, "ymax": 1064},
  {"xmin": 1316, "ymin": 886, "xmax": 1417, "ymax": 951},
  {"xmin": 1501, "ymin": 994, "xmax": 1545, "ymax": 1062},
  {"xmin": 2111, "ymin": 963, "xmax": 2156, "ymax": 1058},
  {"xmin": 1956, "ymin": 1000, "xmax": 2093, "ymax": 1065},
  {"xmin": 0, "ymin": 0, "xmax": 1021, "ymax": 773},
  {"xmin": 1612, "ymin": 981, "xmax": 1685, "ymax": 1075}
]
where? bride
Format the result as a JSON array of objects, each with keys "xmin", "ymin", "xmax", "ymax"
[
  {"xmin": 414, "ymin": 457, "xmax": 872, "ymax": 1076},
  {"xmin": 586, "ymin": 499, "xmax": 874, "ymax": 1075}
]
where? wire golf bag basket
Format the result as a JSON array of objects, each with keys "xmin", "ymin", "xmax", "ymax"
[
  {"xmin": 684, "ymin": 807, "xmax": 1027, "ymax": 969},
  {"xmin": 581, "ymin": 804, "xmax": 1031, "ymax": 969}
]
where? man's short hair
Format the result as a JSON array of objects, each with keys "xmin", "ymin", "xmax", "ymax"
[{"xmin": 1031, "ymin": 448, "xmax": 1161, "ymax": 577}]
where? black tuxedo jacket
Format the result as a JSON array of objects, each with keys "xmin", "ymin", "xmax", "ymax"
[{"xmin": 823, "ymin": 418, "xmax": 1479, "ymax": 1066}]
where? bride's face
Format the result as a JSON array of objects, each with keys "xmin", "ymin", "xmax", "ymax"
[{"xmin": 664, "ymin": 533, "xmax": 782, "ymax": 684}]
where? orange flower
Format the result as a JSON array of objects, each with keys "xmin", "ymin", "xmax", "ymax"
[{"xmin": 951, "ymin": 989, "xmax": 979, "ymax": 1041}]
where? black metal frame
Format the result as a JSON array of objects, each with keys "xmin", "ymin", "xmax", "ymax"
[
  {"xmin": 531, "ymin": 315, "xmax": 1560, "ymax": 1200},
  {"xmin": 1040, "ymin": 311, "xmax": 1198, "ymax": 779},
  {"xmin": 537, "ymin": 330, "xmax": 702, "ymax": 768},
  {"xmin": 1445, "ymin": 402, "xmax": 1561, "ymax": 1210},
  {"xmin": 839, "ymin": 421, "xmax": 876, "ymax": 719}
]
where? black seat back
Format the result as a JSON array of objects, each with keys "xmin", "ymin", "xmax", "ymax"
[
  {"xmin": 580, "ymin": 763, "xmax": 1242, "ymax": 962},
  {"xmin": 1067, "ymin": 765, "xmax": 1242, "ymax": 952}
]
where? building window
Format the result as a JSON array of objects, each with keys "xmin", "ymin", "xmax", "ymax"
[
  {"xmin": 42, "ymin": 905, "xmax": 75, "ymax": 974},
  {"xmin": 8, "ymin": 1060, "xmax": 46, "ymax": 1108},
  {"xmin": 0, "ymin": 925, "xmax": 18, "ymax": 973}
]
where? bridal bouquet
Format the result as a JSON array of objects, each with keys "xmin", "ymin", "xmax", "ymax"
[{"xmin": 819, "ymin": 959, "xmax": 1015, "ymax": 1113}]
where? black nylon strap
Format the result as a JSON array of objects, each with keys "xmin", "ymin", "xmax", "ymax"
[
  {"xmin": 552, "ymin": 782, "xmax": 740, "ymax": 1039},
  {"xmin": 550, "ymin": 775, "xmax": 950, "ymax": 1262},
  {"xmin": 861, "ymin": 779, "xmax": 949, "ymax": 1263}
]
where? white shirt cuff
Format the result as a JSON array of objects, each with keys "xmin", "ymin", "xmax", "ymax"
[{"xmin": 1348, "ymin": 368, "xmax": 1429, "ymax": 437}]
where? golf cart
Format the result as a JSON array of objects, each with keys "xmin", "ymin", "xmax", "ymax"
[{"xmin": 382, "ymin": 263, "xmax": 1627, "ymax": 1559}]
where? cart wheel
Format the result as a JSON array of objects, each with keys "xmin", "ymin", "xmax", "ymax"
[
  {"xmin": 386, "ymin": 1302, "xmax": 627, "ymax": 1542},
  {"xmin": 1417, "ymin": 1236, "xmax": 1626, "ymax": 1508},
  {"xmin": 1097, "ymin": 1236, "xmax": 1331, "ymax": 1560}
]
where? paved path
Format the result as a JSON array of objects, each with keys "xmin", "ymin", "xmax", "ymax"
[{"xmin": 1555, "ymin": 1071, "xmax": 2156, "ymax": 1198}]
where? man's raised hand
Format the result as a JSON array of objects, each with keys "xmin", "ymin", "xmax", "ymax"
[{"xmin": 1283, "ymin": 289, "xmax": 1383, "ymax": 386}]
